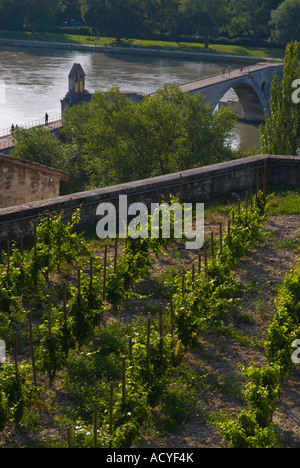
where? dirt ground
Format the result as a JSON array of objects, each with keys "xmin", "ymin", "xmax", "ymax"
[
  {"xmin": 1, "ymin": 214, "xmax": 300, "ymax": 448},
  {"xmin": 140, "ymin": 214, "xmax": 300, "ymax": 448}
]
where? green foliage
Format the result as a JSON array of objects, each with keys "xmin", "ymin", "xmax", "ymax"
[
  {"xmin": 219, "ymin": 244, "xmax": 300, "ymax": 448},
  {"xmin": 270, "ymin": 0, "xmax": 300, "ymax": 44},
  {"xmin": 242, "ymin": 364, "xmax": 281, "ymax": 427},
  {"xmin": 62, "ymin": 85, "xmax": 236, "ymax": 191},
  {"xmin": 260, "ymin": 41, "xmax": 300, "ymax": 155},
  {"xmin": 1, "ymin": 189, "xmax": 296, "ymax": 448},
  {"xmin": 35, "ymin": 209, "xmax": 91, "ymax": 273},
  {"xmin": 171, "ymin": 191, "xmax": 268, "ymax": 348},
  {"xmin": 11, "ymin": 126, "xmax": 62, "ymax": 167},
  {"xmin": 219, "ymin": 410, "xmax": 279, "ymax": 448}
]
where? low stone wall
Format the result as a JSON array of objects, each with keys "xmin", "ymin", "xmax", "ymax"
[{"xmin": 0, "ymin": 154, "xmax": 299, "ymax": 244}]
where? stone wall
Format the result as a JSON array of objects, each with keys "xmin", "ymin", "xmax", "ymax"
[
  {"xmin": 0, "ymin": 154, "xmax": 299, "ymax": 244},
  {"xmin": 0, "ymin": 153, "xmax": 69, "ymax": 209}
]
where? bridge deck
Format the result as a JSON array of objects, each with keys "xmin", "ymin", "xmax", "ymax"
[
  {"xmin": 178, "ymin": 62, "xmax": 281, "ymax": 93},
  {"xmin": 0, "ymin": 119, "xmax": 62, "ymax": 151}
]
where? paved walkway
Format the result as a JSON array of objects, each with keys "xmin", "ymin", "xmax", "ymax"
[
  {"xmin": 178, "ymin": 62, "xmax": 281, "ymax": 93},
  {"xmin": 0, "ymin": 119, "xmax": 62, "ymax": 151}
]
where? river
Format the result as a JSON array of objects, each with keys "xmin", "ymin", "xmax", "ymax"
[{"xmin": 0, "ymin": 45, "xmax": 260, "ymax": 151}]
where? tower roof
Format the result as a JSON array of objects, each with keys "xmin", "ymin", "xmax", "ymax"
[{"xmin": 68, "ymin": 63, "xmax": 85, "ymax": 78}]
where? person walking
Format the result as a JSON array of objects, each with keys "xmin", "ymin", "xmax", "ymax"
[
  {"xmin": 228, "ymin": 66, "xmax": 232, "ymax": 77},
  {"xmin": 45, "ymin": 112, "xmax": 49, "ymax": 125}
]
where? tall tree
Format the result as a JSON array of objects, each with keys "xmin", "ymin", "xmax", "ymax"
[
  {"xmin": 270, "ymin": 0, "xmax": 300, "ymax": 44},
  {"xmin": 260, "ymin": 41, "xmax": 300, "ymax": 155},
  {"xmin": 80, "ymin": 0, "xmax": 144, "ymax": 39},
  {"xmin": 227, "ymin": 0, "xmax": 281, "ymax": 38},
  {"xmin": 23, "ymin": 0, "xmax": 65, "ymax": 33},
  {"xmin": 178, "ymin": 0, "xmax": 228, "ymax": 47}
]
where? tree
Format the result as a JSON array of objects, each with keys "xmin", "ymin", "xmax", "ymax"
[
  {"xmin": 80, "ymin": 0, "xmax": 144, "ymax": 39},
  {"xmin": 62, "ymin": 85, "xmax": 237, "ymax": 189},
  {"xmin": 178, "ymin": 0, "xmax": 227, "ymax": 47},
  {"xmin": 11, "ymin": 126, "xmax": 62, "ymax": 167},
  {"xmin": 259, "ymin": 41, "xmax": 300, "ymax": 155},
  {"xmin": 0, "ymin": 0, "xmax": 28, "ymax": 29},
  {"xmin": 270, "ymin": 0, "xmax": 300, "ymax": 44},
  {"xmin": 23, "ymin": 0, "xmax": 65, "ymax": 33},
  {"xmin": 226, "ymin": 0, "xmax": 281, "ymax": 38}
]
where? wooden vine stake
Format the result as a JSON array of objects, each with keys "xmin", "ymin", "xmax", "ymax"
[
  {"xmin": 146, "ymin": 318, "xmax": 151, "ymax": 377},
  {"xmin": 227, "ymin": 219, "xmax": 231, "ymax": 243},
  {"xmin": 20, "ymin": 232, "xmax": 23, "ymax": 255},
  {"xmin": 7, "ymin": 240, "xmax": 10, "ymax": 273},
  {"xmin": 69, "ymin": 198, "xmax": 73, "ymax": 225},
  {"xmin": 159, "ymin": 304, "xmax": 163, "ymax": 363},
  {"xmin": 103, "ymin": 245, "xmax": 107, "ymax": 301},
  {"xmin": 33, "ymin": 221, "xmax": 37, "ymax": 256},
  {"xmin": 170, "ymin": 295, "xmax": 175, "ymax": 365},
  {"xmin": 122, "ymin": 356, "xmax": 126, "ymax": 405},
  {"xmin": 89, "ymin": 257, "xmax": 93, "ymax": 288},
  {"xmin": 263, "ymin": 159, "xmax": 267, "ymax": 196},
  {"xmin": 211, "ymin": 231, "xmax": 214, "ymax": 259},
  {"xmin": 179, "ymin": 174, "xmax": 183, "ymax": 204},
  {"xmin": 198, "ymin": 254, "xmax": 201, "ymax": 274},
  {"xmin": 27, "ymin": 312, "xmax": 37, "ymax": 387},
  {"xmin": 114, "ymin": 238, "xmax": 118, "ymax": 273},
  {"xmin": 14, "ymin": 334, "xmax": 19, "ymax": 381},
  {"xmin": 67, "ymin": 428, "xmax": 72, "ymax": 448},
  {"xmin": 109, "ymin": 381, "xmax": 114, "ymax": 448},
  {"xmin": 219, "ymin": 223, "xmax": 223, "ymax": 256},
  {"xmin": 63, "ymin": 284, "xmax": 67, "ymax": 321},
  {"xmin": 94, "ymin": 403, "xmax": 98, "ymax": 448},
  {"xmin": 77, "ymin": 269, "xmax": 81, "ymax": 297},
  {"xmin": 129, "ymin": 337, "xmax": 133, "ymax": 377}
]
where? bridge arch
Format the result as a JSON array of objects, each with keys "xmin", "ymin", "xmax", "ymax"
[
  {"xmin": 186, "ymin": 64, "xmax": 283, "ymax": 123},
  {"xmin": 194, "ymin": 77, "xmax": 267, "ymax": 123}
]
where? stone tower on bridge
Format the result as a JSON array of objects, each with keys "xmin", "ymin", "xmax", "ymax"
[{"xmin": 61, "ymin": 63, "xmax": 92, "ymax": 115}]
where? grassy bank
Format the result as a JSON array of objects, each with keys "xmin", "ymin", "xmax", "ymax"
[{"xmin": 0, "ymin": 30, "xmax": 285, "ymax": 60}]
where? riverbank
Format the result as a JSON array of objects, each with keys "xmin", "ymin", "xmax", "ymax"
[{"xmin": 0, "ymin": 31, "xmax": 285, "ymax": 62}]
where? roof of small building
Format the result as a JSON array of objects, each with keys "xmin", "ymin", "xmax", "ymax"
[{"xmin": 0, "ymin": 152, "xmax": 70, "ymax": 181}]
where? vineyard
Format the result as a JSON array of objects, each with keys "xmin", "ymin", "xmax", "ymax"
[{"xmin": 0, "ymin": 186, "xmax": 300, "ymax": 448}]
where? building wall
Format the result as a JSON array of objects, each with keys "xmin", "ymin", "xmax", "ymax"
[
  {"xmin": 0, "ymin": 154, "xmax": 299, "ymax": 244},
  {"xmin": 0, "ymin": 153, "xmax": 68, "ymax": 209}
]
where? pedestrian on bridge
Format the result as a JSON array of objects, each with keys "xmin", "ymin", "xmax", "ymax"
[
  {"xmin": 45, "ymin": 113, "xmax": 49, "ymax": 125},
  {"xmin": 228, "ymin": 66, "xmax": 232, "ymax": 77}
]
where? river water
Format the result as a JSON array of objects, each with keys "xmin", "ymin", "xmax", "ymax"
[{"xmin": 0, "ymin": 45, "xmax": 260, "ymax": 150}]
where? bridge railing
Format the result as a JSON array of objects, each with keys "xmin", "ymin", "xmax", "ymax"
[
  {"xmin": 0, "ymin": 113, "xmax": 62, "ymax": 140},
  {"xmin": 148, "ymin": 61, "xmax": 282, "ymax": 95}
]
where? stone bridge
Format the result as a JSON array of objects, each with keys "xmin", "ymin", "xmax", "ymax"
[{"xmin": 176, "ymin": 62, "xmax": 283, "ymax": 122}]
